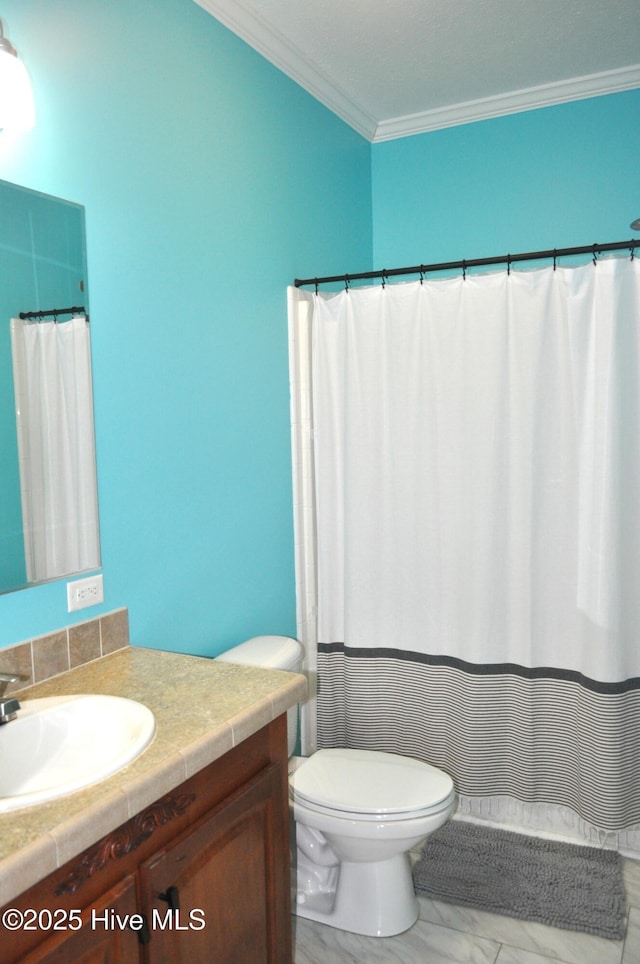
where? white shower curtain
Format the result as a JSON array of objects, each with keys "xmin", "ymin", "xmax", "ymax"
[
  {"xmin": 289, "ymin": 257, "xmax": 640, "ymax": 834},
  {"xmin": 11, "ymin": 316, "xmax": 100, "ymax": 583}
]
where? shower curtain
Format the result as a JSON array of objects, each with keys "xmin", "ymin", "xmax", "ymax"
[
  {"xmin": 288, "ymin": 257, "xmax": 640, "ymax": 839},
  {"xmin": 11, "ymin": 315, "xmax": 99, "ymax": 582}
]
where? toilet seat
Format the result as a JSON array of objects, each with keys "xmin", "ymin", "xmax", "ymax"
[{"xmin": 290, "ymin": 748, "xmax": 455, "ymax": 822}]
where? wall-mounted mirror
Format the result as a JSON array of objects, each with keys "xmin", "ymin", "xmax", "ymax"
[{"xmin": 0, "ymin": 178, "xmax": 100, "ymax": 594}]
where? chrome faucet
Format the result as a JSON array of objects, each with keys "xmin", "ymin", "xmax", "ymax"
[{"xmin": 0, "ymin": 672, "xmax": 28, "ymax": 724}]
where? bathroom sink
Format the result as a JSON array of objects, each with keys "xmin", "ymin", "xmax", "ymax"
[{"xmin": 0, "ymin": 694, "xmax": 156, "ymax": 812}]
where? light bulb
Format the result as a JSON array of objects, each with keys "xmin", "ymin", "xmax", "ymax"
[{"xmin": 0, "ymin": 30, "xmax": 35, "ymax": 133}]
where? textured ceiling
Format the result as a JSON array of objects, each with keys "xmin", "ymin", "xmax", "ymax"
[{"xmin": 194, "ymin": 0, "xmax": 640, "ymax": 141}]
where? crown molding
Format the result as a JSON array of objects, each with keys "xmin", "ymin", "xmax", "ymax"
[
  {"xmin": 373, "ymin": 65, "xmax": 640, "ymax": 142},
  {"xmin": 193, "ymin": 2, "xmax": 640, "ymax": 143},
  {"xmin": 193, "ymin": 0, "xmax": 378, "ymax": 140}
]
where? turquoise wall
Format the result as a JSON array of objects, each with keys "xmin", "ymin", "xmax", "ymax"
[
  {"xmin": 0, "ymin": 0, "xmax": 372, "ymax": 653},
  {"xmin": 371, "ymin": 90, "xmax": 640, "ymax": 269}
]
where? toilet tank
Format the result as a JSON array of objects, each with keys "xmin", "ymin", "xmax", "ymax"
[{"xmin": 216, "ymin": 635, "xmax": 303, "ymax": 756}]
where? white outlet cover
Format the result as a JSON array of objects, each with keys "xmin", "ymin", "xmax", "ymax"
[{"xmin": 67, "ymin": 574, "xmax": 104, "ymax": 612}]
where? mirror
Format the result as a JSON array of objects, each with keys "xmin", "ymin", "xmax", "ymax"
[{"xmin": 0, "ymin": 178, "xmax": 100, "ymax": 594}]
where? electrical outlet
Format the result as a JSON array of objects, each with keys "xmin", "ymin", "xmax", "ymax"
[{"xmin": 67, "ymin": 574, "xmax": 104, "ymax": 612}]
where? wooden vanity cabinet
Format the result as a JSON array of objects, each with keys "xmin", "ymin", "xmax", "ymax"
[
  {"xmin": 19, "ymin": 876, "xmax": 141, "ymax": 963},
  {"xmin": 2, "ymin": 716, "xmax": 292, "ymax": 964},
  {"xmin": 140, "ymin": 762, "xmax": 284, "ymax": 963}
]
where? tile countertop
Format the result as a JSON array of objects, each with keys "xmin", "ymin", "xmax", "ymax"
[{"xmin": 0, "ymin": 646, "xmax": 307, "ymax": 907}]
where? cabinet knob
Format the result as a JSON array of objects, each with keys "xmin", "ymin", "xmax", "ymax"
[{"xmin": 158, "ymin": 884, "xmax": 180, "ymax": 911}]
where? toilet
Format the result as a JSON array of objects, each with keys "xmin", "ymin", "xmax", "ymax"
[{"xmin": 216, "ymin": 635, "xmax": 456, "ymax": 938}]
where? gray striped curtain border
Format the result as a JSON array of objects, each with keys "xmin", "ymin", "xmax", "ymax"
[{"xmin": 316, "ymin": 643, "xmax": 640, "ymax": 832}]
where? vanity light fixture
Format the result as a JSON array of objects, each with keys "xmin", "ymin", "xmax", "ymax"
[
  {"xmin": 631, "ymin": 218, "xmax": 640, "ymax": 233},
  {"xmin": 0, "ymin": 20, "xmax": 35, "ymax": 133}
]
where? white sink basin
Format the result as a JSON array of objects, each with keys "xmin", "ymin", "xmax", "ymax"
[{"xmin": 0, "ymin": 694, "xmax": 156, "ymax": 812}]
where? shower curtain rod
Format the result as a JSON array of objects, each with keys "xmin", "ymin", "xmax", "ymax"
[
  {"xmin": 294, "ymin": 238, "xmax": 639, "ymax": 289},
  {"xmin": 19, "ymin": 305, "xmax": 88, "ymax": 322}
]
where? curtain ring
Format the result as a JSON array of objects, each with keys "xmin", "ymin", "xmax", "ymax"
[
  {"xmin": 344, "ymin": 274, "xmax": 350, "ymax": 292},
  {"xmin": 314, "ymin": 278, "xmax": 319, "ymax": 295},
  {"xmin": 462, "ymin": 260, "xmax": 467, "ymax": 281},
  {"xmin": 553, "ymin": 250, "xmax": 557, "ymax": 271},
  {"xmin": 630, "ymin": 244, "xmax": 636, "ymax": 262},
  {"xmin": 507, "ymin": 254, "xmax": 511, "ymax": 276},
  {"xmin": 381, "ymin": 270, "xmax": 387, "ymax": 289},
  {"xmin": 419, "ymin": 266, "xmax": 425, "ymax": 284},
  {"xmin": 592, "ymin": 244, "xmax": 599, "ymax": 266}
]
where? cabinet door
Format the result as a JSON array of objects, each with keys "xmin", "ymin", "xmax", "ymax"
[
  {"xmin": 140, "ymin": 763, "xmax": 290, "ymax": 964},
  {"xmin": 20, "ymin": 875, "xmax": 141, "ymax": 964}
]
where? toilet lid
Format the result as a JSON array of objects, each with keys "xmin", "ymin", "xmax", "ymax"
[{"xmin": 290, "ymin": 748, "xmax": 454, "ymax": 818}]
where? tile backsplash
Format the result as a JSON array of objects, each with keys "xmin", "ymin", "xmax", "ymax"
[{"xmin": 0, "ymin": 609, "xmax": 129, "ymax": 694}]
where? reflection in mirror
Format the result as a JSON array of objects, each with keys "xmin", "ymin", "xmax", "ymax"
[{"xmin": 0, "ymin": 179, "xmax": 100, "ymax": 594}]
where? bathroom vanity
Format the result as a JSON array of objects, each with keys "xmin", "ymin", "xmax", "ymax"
[{"xmin": 0, "ymin": 646, "xmax": 306, "ymax": 963}]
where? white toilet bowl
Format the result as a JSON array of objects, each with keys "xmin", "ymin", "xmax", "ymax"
[
  {"xmin": 290, "ymin": 747, "xmax": 455, "ymax": 936},
  {"xmin": 216, "ymin": 637, "xmax": 456, "ymax": 938}
]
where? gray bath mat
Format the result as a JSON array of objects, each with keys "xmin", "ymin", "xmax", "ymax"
[{"xmin": 413, "ymin": 820, "xmax": 626, "ymax": 940}]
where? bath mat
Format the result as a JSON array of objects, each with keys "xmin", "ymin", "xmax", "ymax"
[{"xmin": 413, "ymin": 820, "xmax": 626, "ymax": 940}]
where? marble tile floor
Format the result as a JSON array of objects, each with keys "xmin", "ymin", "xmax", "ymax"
[{"xmin": 293, "ymin": 854, "xmax": 640, "ymax": 964}]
